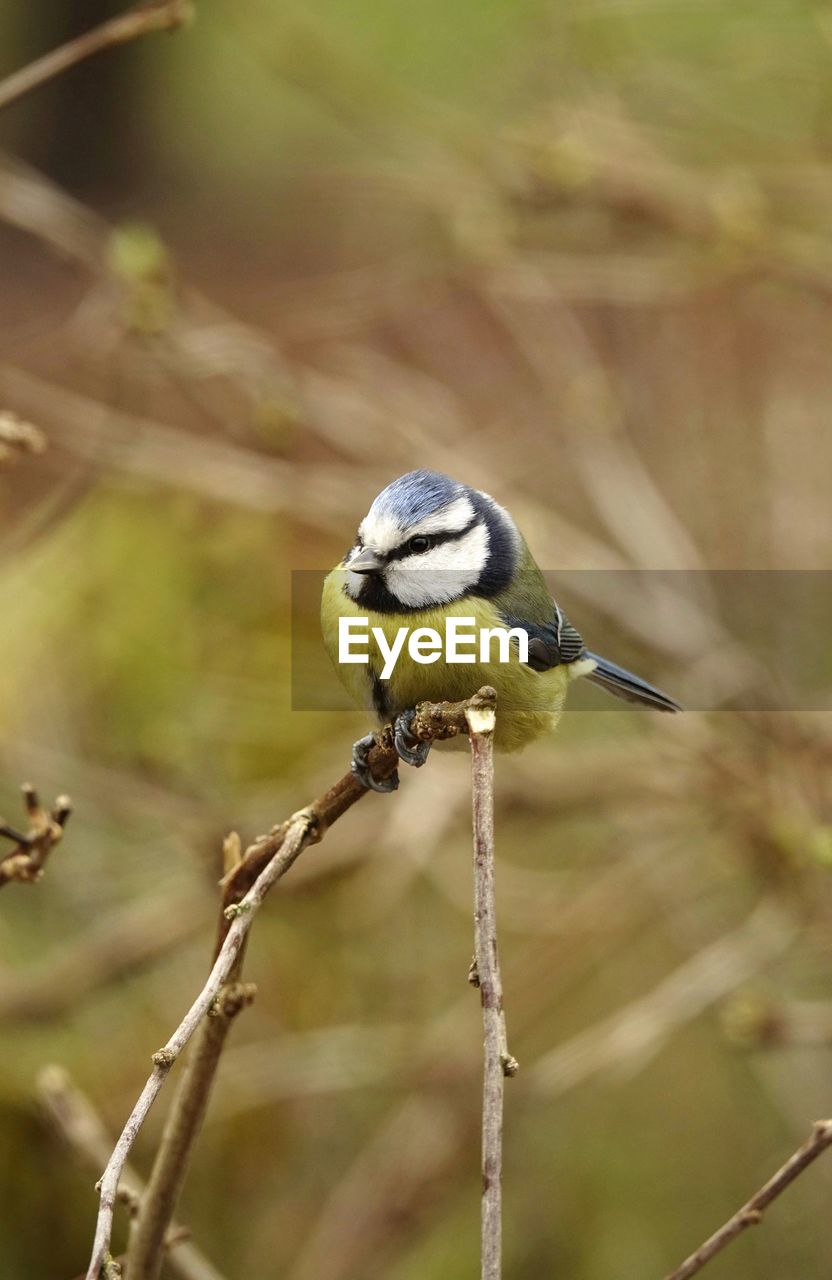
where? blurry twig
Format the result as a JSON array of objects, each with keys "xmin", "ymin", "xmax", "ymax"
[
  {"xmin": 0, "ymin": 1, "xmax": 193, "ymax": 115},
  {"xmin": 86, "ymin": 689, "xmax": 496, "ymax": 1280},
  {"xmin": 721, "ymin": 995, "xmax": 832, "ymax": 1049},
  {"xmin": 0, "ymin": 365, "xmax": 305, "ymax": 521},
  {"xmin": 0, "ymin": 891, "xmax": 209, "ymax": 1023},
  {"xmin": 528, "ymin": 898, "xmax": 796, "ymax": 1096},
  {"xmin": 466, "ymin": 692, "xmax": 516, "ymax": 1280},
  {"xmin": 0, "ymin": 784, "xmax": 71, "ymax": 889},
  {"xmin": 663, "ymin": 1120, "xmax": 832, "ymax": 1280},
  {"xmin": 38, "ymin": 1067, "xmax": 226, "ymax": 1280},
  {"xmin": 0, "ymin": 410, "xmax": 46, "ymax": 464}
]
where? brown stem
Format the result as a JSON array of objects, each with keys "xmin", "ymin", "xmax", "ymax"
[
  {"xmin": 86, "ymin": 689, "xmax": 495, "ymax": 1280},
  {"xmin": 0, "ymin": 0, "xmax": 193, "ymax": 115},
  {"xmin": 124, "ymin": 981, "xmax": 255, "ymax": 1280},
  {"xmin": 663, "ymin": 1120, "xmax": 832, "ymax": 1280},
  {"xmin": 0, "ymin": 785, "xmax": 71, "ymax": 888},
  {"xmin": 38, "ymin": 1067, "xmax": 226, "ymax": 1280},
  {"xmin": 84, "ymin": 814, "xmax": 313, "ymax": 1280},
  {"xmin": 466, "ymin": 691, "xmax": 516, "ymax": 1280}
]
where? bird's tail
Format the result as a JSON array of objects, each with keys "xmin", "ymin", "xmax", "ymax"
[{"xmin": 584, "ymin": 652, "xmax": 681, "ymax": 713}]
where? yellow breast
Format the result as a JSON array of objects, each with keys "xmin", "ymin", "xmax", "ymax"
[{"xmin": 321, "ymin": 568, "xmax": 584, "ymax": 751}]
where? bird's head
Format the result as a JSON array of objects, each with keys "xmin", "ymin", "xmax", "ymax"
[{"xmin": 343, "ymin": 469, "xmax": 520, "ymax": 611}]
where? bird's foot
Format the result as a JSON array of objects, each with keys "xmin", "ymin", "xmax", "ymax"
[
  {"xmin": 393, "ymin": 709, "xmax": 431, "ymax": 768},
  {"xmin": 351, "ymin": 732, "xmax": 399, "ymax": 793}
]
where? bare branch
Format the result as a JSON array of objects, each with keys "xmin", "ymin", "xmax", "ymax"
[
  {"xmin": 0, "ymin": 784, "xmax": 71, "ymax": 889},
  {"xmin": 0, "ymin": 0, "xmax": 193, "ymax": 116},
  {"xmin": 84, "ymin": 689, "xmax": 495, "ymax": 1280},
  {"xmin": 124, "ymin": 981, "xmax": 256, "ymax": 1280},
  {"xmin": 38, "ymin": 1067, "xmax": 226, "ymax": 1280},
  {"xmin": 466, "ymin": 690, "xmax": 516, "ymax": 1280},
  {"xmin": 84, "ymin": 810, "xmax": 313, "ymax": 1280},
  {"xmin": 663, "ymin": 1120, "xmax": 832, "ymax": 1280},
  {"xmin": 217, "ymin": 687, "xmax": 493, "ymax": 923}
]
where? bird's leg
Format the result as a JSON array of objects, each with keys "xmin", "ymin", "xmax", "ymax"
[
  {"xmin": 393, "ymin": 709, "xmax": 431, "ymax": 768},
  {"xmin": 351, "ymin": 732, "xmax": 399, "ymax": 793}
]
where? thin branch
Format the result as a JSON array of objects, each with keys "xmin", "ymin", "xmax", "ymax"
[
  {"xmin": 124, "ymin": 976, "xmax": 256, "ymax": 1279},
  {"xmin": 663, "ymin": 1120, "xmax": 832, "ymax": 1280},
  {"xmin": 37, "ymin": 1067, "xmax": 227, "ymax": 1280},
  {"xmin": 0, "ymin": 784, "xmax": 71, "ymax": 888},
  {"xmin": 84, "ymin": 811, "xmax": 313, "ymax": 1280},
  {"xmin": 466, "ymin": 691, "xmax": 516, "ymax": 1280},
  {"xmin": 123, "ymin": 835, "xmax": 250, "ymax": 1280},
  {"xmin": 217, "ymin": 688, "xmax": 489, "ymax": 927},
  {"xmin": 0, "ymin": 0, "xmax": 193, "ymax": 115},
  {"xmin": 84, "ymin": 689, "xmax": 494, "ymax": 1280}
]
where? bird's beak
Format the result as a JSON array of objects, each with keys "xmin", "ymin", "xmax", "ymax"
[{"xmin": 347, "ymin": 548, "xmax": 384, "ymax": 574}]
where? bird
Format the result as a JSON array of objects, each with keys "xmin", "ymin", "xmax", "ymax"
[{"xmin": 321, "ymin": 469, "xmax": 680, "ymax": 792}]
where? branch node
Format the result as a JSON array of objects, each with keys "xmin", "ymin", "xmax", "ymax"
[
  {"xmin": 208, "ymin": 981, "xmax": 257, "ymax": 1020},
  {"xmin": 290, "ymin": 805, "xmax": 322, "ymax": 843},
  {"xmin": 223, "ymin": 900, "xmax": 251, "ymax": 921},
  {"xmin": 0, "ymin": 783, "xmax": 71, "ymax": 888}
]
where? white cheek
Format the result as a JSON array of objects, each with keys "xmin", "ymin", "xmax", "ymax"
[
  {"xmin": 385, "ymin": 524, "xmax": 489, "ymax": 607},
  {"xmin": 344, "ymin": 569, "xmax": 365, "ymax": 601}
]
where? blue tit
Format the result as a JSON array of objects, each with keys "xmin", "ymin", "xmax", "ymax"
[{"xmin": 321, "ymin": 469, "xmax": 680, "ymax": 792}]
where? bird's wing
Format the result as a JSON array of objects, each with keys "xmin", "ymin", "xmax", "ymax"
[{"xmin": 498, "ymin": 602, "xmax": 586, "ymax": 672}]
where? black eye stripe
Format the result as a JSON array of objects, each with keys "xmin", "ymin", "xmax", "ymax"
[{"xmin": 384, "ymin": 516, "xmax": 480, "ymax": 562}]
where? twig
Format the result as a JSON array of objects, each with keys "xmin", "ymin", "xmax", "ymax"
[
  {"xmin": 217, "ymin": 688, "xmax": 490, "ymax": 925},
  {"xmin": 85, "ymin": 689, "xmax": 494, "ymax": 1280},
  {"xmin": 0, "ymin": 784, "xmax": 71, "ymax": 888},
  {"xmin": 124, "ymin": 980, "xmax": 256, "ymax": 1280},
  {"xmin": 0, "ymin": 410, "xmax": 46, "ymax": 464},
  {"xmin": 84, "ymin": 810, "xmax": 313, "ymax": 1280},
  {"xmin": 0, "ymin": 0, "xmax": 193, "ymax": 115},
  {"xmin": 466, "ymin": 689, "xmax": 516, "ymax": 1280},
  {"xmin": 663, "ymin": 1120, "xmax": 832, "ymax": 1280},
  {"xmin": 0, "ymin": 891, "xmax": 209, "ymax": 1024},
  {"xmin": 528, "ymin": 898, "xmax": 796, "ymax": 1096},
  {"xmin": 37, "ymin": 1067, "xmax": 226, "ymax": 1280}
]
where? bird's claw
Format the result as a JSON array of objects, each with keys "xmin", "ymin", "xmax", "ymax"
[
  {"xmin": 351, "ymin": 732, "xmax": 399, "ymax": 793},
  {"xmin": 394, "ymin": 709, "xmax": 431, "ymax": 768}
]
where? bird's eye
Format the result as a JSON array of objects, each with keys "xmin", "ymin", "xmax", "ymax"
[{"xmin": 408, "ymin": 535, "xmax": 432, "ymax": 554}]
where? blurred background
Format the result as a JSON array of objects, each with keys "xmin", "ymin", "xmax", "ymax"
[{"xmin": 1, "ymin": 2, "xmax": 832, "ymax": 1276}]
